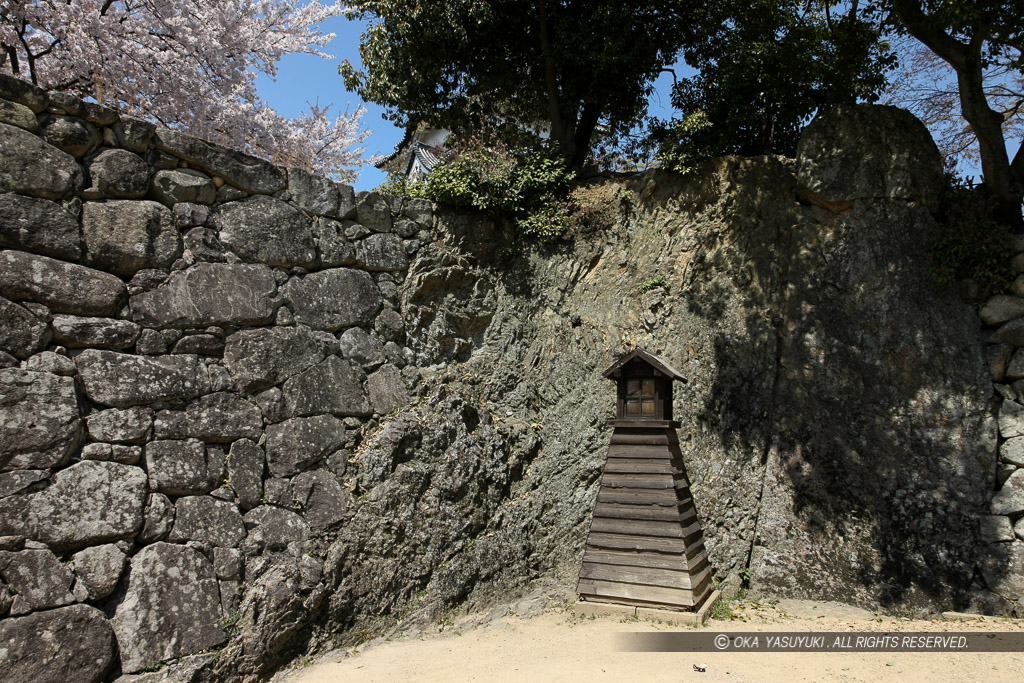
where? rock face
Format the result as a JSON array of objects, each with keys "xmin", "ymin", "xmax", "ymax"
[{"xmin": 112, "ymin": 543, "xmax": 226, "ymax": 673}]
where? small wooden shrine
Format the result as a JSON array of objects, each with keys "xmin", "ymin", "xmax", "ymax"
[{"xmin": 576, "ymin": 347, "xmax": 712, "ymax": 611}]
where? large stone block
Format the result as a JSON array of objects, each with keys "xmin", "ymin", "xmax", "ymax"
[
  {"xmin": 0, "ymin": 122, "xmax": 84, "ymax": 199},
  {"xmin": 168, "ymin": 496, "xmax": 246, "ymax": 547},
  {"xmin": 242, "ymin": 506, "xmax": 310, "ymax": 552},
  {"xmin": 797, "ymin": 104, "xmax": 943, "ymax": 209},
  {"xmin": 51, "ymin": 314, "xmax": 140, "ymax": 349},
  {"xmin": 0, "ymin": 368, "xmax": 82, "ymax": 472},
  {"xmin": 150, "ymin": 168, "xmax": 216, "ymax": 206},
  {"xmin": 81, "ymin": 200, "xmax": 180, "ymax": 277},
  {"xmin": 0, "ymin": 98, "xmax": 38, "ymax": 132},
  {"xmin": 223, "ymin": 324, "xmax": 334, "ymax": 393},
  {"xmin": 355, "ymin": 191, "xmax": 392, "ymax": 232},
  {"xmin": 75, "ymin": 350, "xmax": 208, "ymax": 406},
  {"xmin": 284, "ymin": 268, "xmax": 381, "ymax": 330},
  {"xmin": 0, "ymin": 461, "xmax": 147, "ymax": 552},
  {"xmin": 153, "ymin": 392, "xmax": 263, "ymax": 442},
  {"xmin": 0, "ymin": 604, "xmax": 116, "ymax": 683},
  {"xmin": 111, "ymin": 542, "xmax": 225, "ymax": 673},
  {"xmin": 281, "ymin": 355, "xmax": 371, "ymax": 418},
  {"xmin": 130, "ymin": 263, "xmax": 277, "ymax": 328},
  {"xmin": 215, "ymin": 195, "xmax": 317, "ymax": 267},
  {"xmin": 154, "ymin": 128, "xmax": 285, "ymax": 195},
  {"xmin": 288, "ymin": 167, "xmax": 340, "ymax": 216},
  {"xmin": 87, "ymin": 148, "xmax": 150, "ymax": 199},
  {"xmin": 356, "ymin": 232, "xmax": 409, "ymax": 271},
  {"xmin": 0, "ymin": 193, "xmax": 82, "ymax": 260},
  {"xmin": 40, "ymin": 115, "xmax": 100, "ymax": 158},
  {"xmin": 0, "ymin": 73, "xmax": 49, "ymax": 112},
  {"xmin": 0, "ymin": 297, "xmax": 51, "ymax": 359},
  {"xmin": 145, "ymin": 439, "xmax": 216, "ymax": 496},
  {"xmin": 0, "ymin": 250, "xmax": 126, "ymax": 316},
  {"xmin": 0, "ymin": 548, "xmax": 77, "ymax": 614},
  {"xmin": 265, "ymin": 415, "xmax": 347, "ymax": 477}
]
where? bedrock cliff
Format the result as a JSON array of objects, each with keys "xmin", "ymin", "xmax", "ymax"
[{"xmin": 0, "ymin": 72, "xmax": 1016, "ymax": 683}]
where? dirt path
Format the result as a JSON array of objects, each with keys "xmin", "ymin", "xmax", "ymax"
[{"xmin": 280, "ymin": 598, "xmax": 1024, "ymax": 683}]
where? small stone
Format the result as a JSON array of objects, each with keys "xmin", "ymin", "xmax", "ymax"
[
  {"xmin": 0, "ymin": 471, "xmax": 47, "ymax": 499},
  {"xmin": 990, "ymin": 318, "xmax": 1024, "ymax": 346},
  {"xmin": 366, "ymin": 363, "xmax": 408, "ymax": 415},
  {"xmin": 254, "ymin": 386, "xmax": 287, "ymax": 423},
  {"xmin": 290, "ymin": 470, "xmax": 348, "ymax": 528},
  {"xmin": 1003, "ymin": 438, "xmax": 1024, "ymax": 466},
  {"xmin": 339, "ymin": 326, "xmax": 386, "ymax": 369},
  {"xmin": 168, "ymin": 496, "xmax": 246, "ymax": 548},
  {"xmin": 393, "ymin": 217, "xmax": 419, "ymax": 238},
  {"xmin": 137, "ymin": 493, "xmax": 174, "ymax": 545},
  {"xmin": 86, "ymin": 407, "xmax": 154, "ymax": 444},
  {"xmin": 357, "ymin": 232, "xmax": 409, "ymax": 271},
  {"xmin": 213, "ymin": 547, "xmax": 242, "ymax": 581},
  {"xmin": 71, "ymin": 544, "xmax": 127, "ymax": 601},
  {"xmin": 113, "ymin": 115, "xmax": 155, "ymax": 153},
  {"xmin": 0, "ymin": 296, "xmax": 50, "ymax": 359},
  {"xmin": 402, "ymin": 197, "xmax": 433, "ymax": 226},
  {"xmin": 172, "ymin": 333, "xmax": 224, "ymax": 355},
  {"xmin": 313, "ymin": 217, "xmax": 356, "ymax": 266},
  {"xmin": 265, "ymin": 415, "xmax": 347, "ymax": 477},
  {"xmin": 183, "ymin": 226, "xmax": 227, "ymax": 263},
  {"xmin": 991, "ymin": 469, "xmax": 1024, "ymax": 515},
  {"xmin": 110, "ymin": 445, "xmax": 142, "ymax": 465},
  {"xmin": 227, "ymin": 438, "xmax": 264, "ymax": 511},
  {"xmin": 999, "ymin": 400, "xmax": 1024, "ymax": 438},
  {"xmin": 374, "ymin": 307, "xmax": 405, "ymax": 342},
  {"xmin": 337, "ymin": 183, "xmax": 357, "ymax": 219},
  {"xmin": 242, "ymin": 506, "xmax": 310, "ymax": 553},
  {"xmin": 79, "ymin": 442, "xmax": 113, "ymax": 461},
  {"xmin": 24, "ymin": 350, "xmax": 76, "ymax": 376},
  {"xmin": 135, "ymin": 328, "xmax": 166, "ymax": 355},
  {"xmin": 0, "ymin": 98, "xmax": 38, "ymax": 132}
]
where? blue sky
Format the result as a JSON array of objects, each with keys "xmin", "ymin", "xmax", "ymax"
[{"xmin": 254, "ymin": 14, "xmax": 682, "ymax": 191}]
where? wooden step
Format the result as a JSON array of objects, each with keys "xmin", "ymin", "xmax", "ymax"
[
  {"xmin": 585, "ymin": 533, "xmax": 706, "ymax": 558},
  {"xmin": 579, "ymin": 563, "xmax": 701, "ymax": 590},
  {"xmin": 589, "ymin": 517, "xmax": 704, "ymax": 540},
  {"xmin": 597, "ymin": 488, "xmax": 684, "ymax": 506},
  {"xmin": 603, "ymin": 458, "xmax": 682, "ymax": 475},
  {"xmin": 606, "ymin": 444, "xmax": 684, "ymax": 459},
  {"xmin": 592, "ymin": 501, "xmax": 696, "ymax": 523},
  {"xmin": 600, "ymin": 473, "xmax": 688, "ymax": 490},
  {"xmin": 609, "ymin": 432, "xmax": 673, "ymax": 446},
  {"xmin": 577, "ymin": 578, "xmax": 698, "ymax": 608}
]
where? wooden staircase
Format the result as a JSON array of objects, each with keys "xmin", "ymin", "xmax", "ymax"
[{"xmin": 577, "ymin": 424, "xmax": 712, "ymax": 610}]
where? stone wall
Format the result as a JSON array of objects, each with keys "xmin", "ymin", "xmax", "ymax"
[
  {"xmin": 0, "ymin": 73, "xmax": 431, "ymax": 681},
  {"xmin": 1, "ymin": 71, "xmax": 1021, "ymax": 683}
]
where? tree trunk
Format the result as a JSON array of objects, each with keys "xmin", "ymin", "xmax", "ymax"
[
  {"xmin": 536, "ymin": 0, "xmax": 574, "ymax": 165},
  {"xmin": 891, "ymin": 0, "xmax": 1023, "ymax": 230},
  {"xmin": 570, "ymin": 102, "xmax": 601, "ymax": 169}
]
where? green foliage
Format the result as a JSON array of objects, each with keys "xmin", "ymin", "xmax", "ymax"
[
  {"xmin": 384, "ymin": 139, "xmax": 576, "ymax": 243},
  {"xmin": 341, "ymin": 0, "xmax": 706, "ymax": 167},
  {"xmin": 649, "ymin": 1, "xmax": 894, "ymax": 172},
  {"xmin": 929, "ymin": 180, "xmax": 1015, "ymax": 295},
  {"xmin": 640, "ymin": 276, "xmax": 670, "ymax": 293}
]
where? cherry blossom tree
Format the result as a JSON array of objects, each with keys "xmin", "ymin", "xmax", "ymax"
[{"xmin": 0, "ymin": 0, "xmax": 369, "ymax": 180}]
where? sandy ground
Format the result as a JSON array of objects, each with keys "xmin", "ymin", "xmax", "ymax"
[{"xmin": 280, "ymin": 597, "xmax": 1024, "ymax": 683}]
